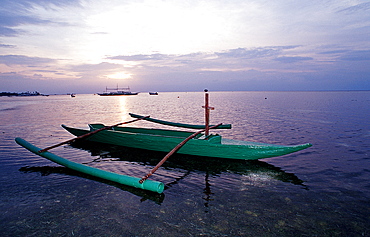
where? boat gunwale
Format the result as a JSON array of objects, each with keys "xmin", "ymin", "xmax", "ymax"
[
  {"xmin": 93, "ymin": 126, "xmax": 222, "ymax": 143},
  {"xmin": 88, "ymin": 124, "xmax": 210, "ymax": 139}
]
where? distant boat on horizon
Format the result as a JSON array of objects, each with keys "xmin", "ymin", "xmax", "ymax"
[
  {"xmin": 97, "ymin": 86, "xmax": 139, "ymax": 96},
  {"xmin": 149, "ymin": 92, "xmax": 158, "ymax": 95},
  {"xmin": 0, "ymin": 91, "xmax": 48, "ymax": 97}
]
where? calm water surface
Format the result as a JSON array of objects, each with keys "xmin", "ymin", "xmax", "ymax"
[{"xmin": 0, "ymin": 91, "xmax": 369, "ymax": 236}]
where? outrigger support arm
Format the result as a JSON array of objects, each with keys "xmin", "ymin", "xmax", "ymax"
[
  {"xmin": 139, "ymin": 123, "xmax": 223, "ymax": 184},
  {"xmin": 38, "ymin": 116, "xmax": 150, "ymax": 153}
]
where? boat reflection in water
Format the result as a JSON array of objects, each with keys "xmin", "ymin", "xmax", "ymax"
[
  {"xmin": 20, "ymin": 140, "xmax": 305, "ymax": 205},
  {"xmin": 19, "ymin": 164, "xmax": 165, "ymax": 204}
]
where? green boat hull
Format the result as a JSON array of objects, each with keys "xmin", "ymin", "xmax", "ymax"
[
  {"xmin": 62, "ymin": 124, "xmax": 312, "ymax": 160},
  {"xmin": 15, "ymin": 137, "xmax": 165, "ymax": 193}
]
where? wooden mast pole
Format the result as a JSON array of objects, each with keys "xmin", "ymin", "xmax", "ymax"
[{"xmin": 202, "ymin": 89, "xmax": 214, "ymax": 136}]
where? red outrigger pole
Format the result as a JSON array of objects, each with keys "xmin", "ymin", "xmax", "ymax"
[{"xmin": 202, "ymin": 89, "xmax": 214, "ymax": 136}]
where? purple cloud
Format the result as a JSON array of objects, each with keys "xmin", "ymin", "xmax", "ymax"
[{"xmin": 274, "ymin": 56, "xmax": 313, "ymax": 63}]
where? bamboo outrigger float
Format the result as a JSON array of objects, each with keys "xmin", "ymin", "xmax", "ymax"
[
  {"xmin": 15, "ymin": 137, "xmax": 165, "ymax": 193},
  {"xmin": 15, "ymin": 90, "xmax": 311, "ymax": 193}
]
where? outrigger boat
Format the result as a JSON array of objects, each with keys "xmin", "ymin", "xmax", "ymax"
[
  {"xmin": 15, "ymin": 90, "xmax": 311, "ymax": 193},
  {"xmin": 61, "ymin": 116, "xmax": 310, "ymax": 160}
]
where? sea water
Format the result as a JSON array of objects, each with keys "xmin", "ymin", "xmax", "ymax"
[{"xmin": 0, "ymin": 91, "xmax": 369, "ymax": 236}]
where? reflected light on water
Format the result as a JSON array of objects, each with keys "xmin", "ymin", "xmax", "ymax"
[
  {"xmin": 241, "ymin": 173, "xmax": 275, "ymax": 189},
  {"xmin": 118, "ymin": 96, "xmax": 129, "ymax": 122}
]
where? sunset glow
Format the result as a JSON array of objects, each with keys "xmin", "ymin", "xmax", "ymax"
[{"xmin": 1, "ymin": 0, "xmax": 369, "ymax": 93}]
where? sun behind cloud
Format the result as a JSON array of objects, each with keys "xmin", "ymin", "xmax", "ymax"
[{"xmin": 107, "ymin": 72, "xmax": 132, "ymax": 80}]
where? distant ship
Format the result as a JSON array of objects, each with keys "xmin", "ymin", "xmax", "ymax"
[
  {"xmin": 97, "ymin": 86, "xmax": 138, "ymax": 96},
  {"xmin": 149, "ymin": 92, "xmax": 158, "ymax": 95}
]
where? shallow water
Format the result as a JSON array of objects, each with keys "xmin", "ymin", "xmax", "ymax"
[{"xmin": 1, "ymin": 91, "xmax": 369, "ymax": 236}]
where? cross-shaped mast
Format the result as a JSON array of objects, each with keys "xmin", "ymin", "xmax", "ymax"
[{"xmin": 202, "ymin": 89, "xmax": 214, "ymax": 136}]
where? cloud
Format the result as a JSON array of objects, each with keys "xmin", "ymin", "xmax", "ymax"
[
  {"xmin": 0, "ymin": 55, "xmax": 56, "ymax": 66},
  {"xmin": 318, "ymin": 50, "xmax": 349, "ymax": 55},
  {"xmin": 100, "ymin": 44, "xmax": 370, "ymax": 91},
  {"xmin": 0, "ymin": 43, "xmax": 15, "ymax": 48},
  {"xmin": 0, "ymin": 10, "xmax": 52, "ymax": 36},
  {"xmin": 108, "ymin": 47, "xmax": 291, "ymax": 64},
  {"xmin": 106, "ymin": 46, "xmax": 313, "ymax": 74},
  {"xmin": 274, "ymin": 56, "xmax": 313, "ymax": 63},
  {"xmin": 66, "ymin": 62, "xmax": 131, "ymax": 82},
  {"xmin": 215, "ymin": 46, "xmax": 298, "ymax": 59},
  {"xmin": 70, "ymin": 62, "xmax": 122, "ymax": 72},
  {"xmin": 1, "ymin": 0, "xmax": 82, "ymax": 10},
  {"xmin": 0, "ymin": 27, "xmax": 18, "ymax": 37},
  {"xmin": 91, "ymin": 32, "xmax": 109, "ymax": 35},
  {"xmin": 1, "ymin": 44, "xmax": 369, "ymax": 93},
  {"xmin": 0, "ymin": 0, "xmax": 81, "ymax": 37},
  {"xmin": 108, "ymin": 53, "xmax": 172, "ymax": 61},
  {"xmin": 339, "ymin": 50, "xmax": 370, "ymax": 61},
  {"xmin": 337, "ymin": 2, "xmax": 370, "ymax": 14},
  {"xmin": 0, "ymin": 54, "xmax": 77, "ymax": 82}
]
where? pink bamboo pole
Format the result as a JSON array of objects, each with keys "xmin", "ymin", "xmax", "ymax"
[{"xmin": 202, "ymin": 89, "xmax": 214, "ymax": 136}]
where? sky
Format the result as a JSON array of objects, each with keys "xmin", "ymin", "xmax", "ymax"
[{"xmin": 0, "ymin": 0, "xmax": 369, "ymax": 94}]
